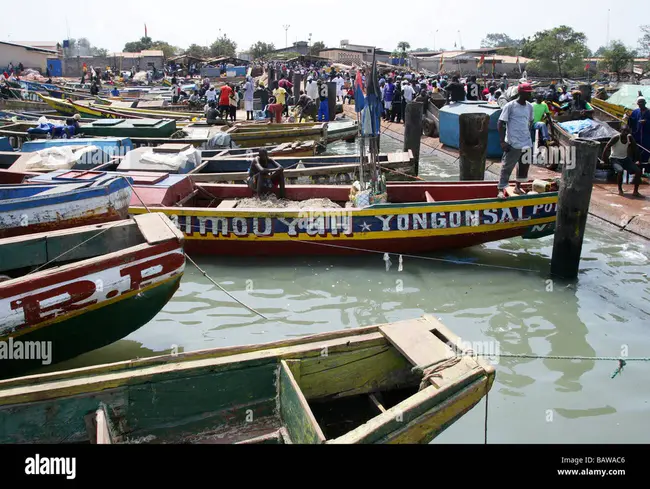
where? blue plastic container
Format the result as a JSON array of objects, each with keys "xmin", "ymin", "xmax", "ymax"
[
  {"xmin": 438, "ymin": 101, "xmax": 503, "ymax": 158},
  {"xmin": 0, "ymin": 137, "xmax": 13, "ymax": 152}
]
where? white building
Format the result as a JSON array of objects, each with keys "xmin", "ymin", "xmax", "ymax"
[{"xmin": 0, "ymin": 41, "xmax": 59, "ymax": 72}]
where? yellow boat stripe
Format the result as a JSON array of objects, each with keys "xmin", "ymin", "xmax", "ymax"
[{"xmin": 129, "ymin": 195, "xmax": 557, "ymax": 219}]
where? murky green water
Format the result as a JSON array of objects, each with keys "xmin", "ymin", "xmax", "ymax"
[{"xmin": 40, "ymin": 133, "xmax": 650, "ymax": 443}]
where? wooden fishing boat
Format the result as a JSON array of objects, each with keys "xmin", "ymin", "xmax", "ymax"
[
  {"xmin": 190, "ymin": 152, "xmax": 414, "ymax": 184},
  {"xmin": 206, "ymin": 141, "xmax": 318, "ymax": 159},
  {"xmin": 0, "ymin": 212, "xmax": 185, "ymax": 379},
  {"xmin": 224, "ymin": 122, "xmax": 328, "ymax": 148},
  {"xmin": 75, "ymin": 100, "xmax": 200, "ymax": 121},
  {"xmin": 0, "ymin": 314, "xmax": 495, "ymax": 444},
  {"xmin": 241, "ymin": 120, "xmax": 358, "ymax": 143},
  {"xmin": 36, "ymin": 94, "xmax": 79, "ymax": 116},
  {"xmin": 0, "ymin": 172, "xmax": 132, "ymax": 238},
  {"xmin": 549, "ymin": 115, "xmax": 617, "ymax": 171},
  {"xmin": 69, "ymin": 99, "xmax": 142, "ymax": 119},
  {"xmin": 126, "ymin": 178, "xmax": 559, "ymax": 256}
]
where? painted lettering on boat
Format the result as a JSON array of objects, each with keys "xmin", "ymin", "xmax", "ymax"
[
  {"xmin": 175, "ymin": 203, "xmax": 557, "ymax": 238},
  {"xmin": 0, "ymin": 250, "xmax": 185, "ymax": 336}
]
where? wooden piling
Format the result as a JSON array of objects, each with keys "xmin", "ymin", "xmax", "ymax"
[
  {"xmin": 458, "ymin": 112, "xmax": 489, "ymax": 180},
  {"xmin": 403, "ymin": 101, "xmax": 423, "ymax": 176},
  {"xmin": 293, "ymin": 73, "xmax": 302, "ymax": 105},
  {"xmin": 550, "ymin": 138, "xmax": 600, "ymax": 279},
  {"xmin": 327, "ymin": 82, "xmax": 337, "ymax": 122}
]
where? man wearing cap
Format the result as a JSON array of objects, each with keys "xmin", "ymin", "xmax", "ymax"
[
  {"xmin": 628, "ymin": 96, "xmax": 649, "ymax": 174},
  {"xmin": 497, "ymin": 82, "xmax": 535, "ymax": 199}
]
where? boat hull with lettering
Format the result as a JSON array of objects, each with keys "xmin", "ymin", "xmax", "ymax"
[
  {"xmin": 129, "ymin": 179, "xmax": 559, "ymax": 255},
  {"xmin": 0, "ymin": 173, "xmax": 132, "ymax": 239},
  {"xmin": 0, "ymin": 213, "xmax": 185, "ymax": 379},
  {"xmin": 0, "ymin": 315, "xmax": 494, "ymax": 444}
]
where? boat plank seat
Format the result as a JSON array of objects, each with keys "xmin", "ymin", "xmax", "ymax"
[
  {"xmin": 216, "ymin": 199, "xmax": 238, "ymax": 209},
  {"xmin": 379, "ymin": 317, "xmax": 481, "ymax": 390},
  {"xmin": 35, "ymin": 182, "xmax": 91, "ymax": 195},
  {"xmin": 133, "ymin": 212, "xmax": 183, "ymax": 244},
  {"xmin": 424, "ymin": 191, "xmax": 435, "ymax": 202}
]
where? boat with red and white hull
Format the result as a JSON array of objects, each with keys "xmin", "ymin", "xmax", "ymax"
[
  {"xmin": 0, "ymin": 212, "xmax": 185, "ymax": 379},
  {"xmin": 0, "ymin": 171, "xmax": 132, "ymax": 239}
]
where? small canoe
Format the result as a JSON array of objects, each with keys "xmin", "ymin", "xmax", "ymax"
[
  {"xmin": 36, "ymin": 94, "xmax": 79, "ymax": 117},
  {"xmin": 0, "ymin": 212, "xmax": 185, "ymax": 379},
  {"xmin": 0, "ymin": 172, "xmax": 132, "ymax": 239},
  {"xmin": 190, "ymin": 151, "xmax": 414, "ymax": 183},
  {"xmin": 0, "ymin": 314, "xmax": 494, "ymax": 444},
  {"xmin": 224, "ymin": 122, "xmax": 328, "ymax": 148},
  {"xmin": 206, "ymin": 141, "xmax": 318, "ymax": 159},
  {"xmin": 75, "ymin": 100, "xmax": 201, "ymax": 121},
  {"xmin": 128, "ymin": 178, "xmax": 559, "ymax": 256}
]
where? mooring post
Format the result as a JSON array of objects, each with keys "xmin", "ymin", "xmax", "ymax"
[
  {"xmin": 327, "ymin": 82, "xmax": 337, "ymax": 122},
  {"xmin": 458, "ymin": 112, "xmax": 489, "ymax": 180},
  {"xmin": 550, "ymin": 138, "xmax": 600, "ymax": 279},
  {"xmin": 292, "ymin": 73, "xmax": 302, "ymax": 106},
  {"xmin": 403, "ymin": 101, "xmax": 424, "ymax": 176}
]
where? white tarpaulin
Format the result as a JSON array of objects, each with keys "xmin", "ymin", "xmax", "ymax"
[{"xmin": 118, "ymin": 146, "xmax": 201, "ymax": 173}]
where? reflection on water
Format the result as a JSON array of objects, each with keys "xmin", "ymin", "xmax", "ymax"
[{"xmin": 40, "ymin": 143, "xmax": 650, "ymax": 444}]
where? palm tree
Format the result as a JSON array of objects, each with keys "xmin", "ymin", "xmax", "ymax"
[{"xmin": 397, "ymin": 41, "xmax": 410, "ymax": 66}]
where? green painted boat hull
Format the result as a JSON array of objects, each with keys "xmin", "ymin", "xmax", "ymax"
[
  {"xmin": 80, "ymin": 118, "xmax": 177, "ymax": 138},
  {"xmin": 0, "ymin": 277, "xmax": 182, "ymax": 380}
]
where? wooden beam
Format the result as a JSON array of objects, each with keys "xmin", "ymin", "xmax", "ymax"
[{"xmin": 368, "ymin": 393, "xmax": 386, "ymax": 413}]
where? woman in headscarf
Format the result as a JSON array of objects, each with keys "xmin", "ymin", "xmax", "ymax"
[{"xmin": 244, "ymin": 76, "xmax": 255, "ymax": 121}]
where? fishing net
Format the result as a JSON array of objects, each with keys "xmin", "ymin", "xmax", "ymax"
[{"xmin": 235, "ymin": 194, "xmax": 341, "ymax": 209}]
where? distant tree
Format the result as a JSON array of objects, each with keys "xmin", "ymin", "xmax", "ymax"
[
  {"xmin": 151, "ymin": 41, "xmax": 180, "ymax": 59},
  {"xmin": 309, "ymin": 41, "xmax": 325, "ymax": 56},
  {"xmin": 210, "ymin": 35, "xmax": 237, "ymax": 58},
  {"xmin": 124, "ymin": 36, "xmax": 153, "ymax": 53},
  {"xmin": 639, "ymin": 25, "xmax": 650, "ymax": 56},
  {"xmin": 91, "ymin": 47, "xmax": 109, "ymax": 57},
  {"xmin": 481, "ymin": 33, "xmax": 523, "ymax": 56},
  {"xmin": 527, "ymin": 26, "xmax": 589, "ymax": 77},
  {"xmin": 186, "ymin": 44, "xmax": 211, "ymax": 59},
  {"xmin": 397, "ymin": 41, "xmax": 410, "ymax": 57},
  {"xmin": 411, "ymin": 47, "xmax": 431, "ymax": 52},
  {"xmin": 250, "ymin": 41, "xmax": 275, "ymax": 59},
  {"xmin": 594, "ymin": 46, "xmax": 607, "ymax": 57},
  {"xmin": 601, "ymin": 41, "xmax": 637, "ymax": 81}
]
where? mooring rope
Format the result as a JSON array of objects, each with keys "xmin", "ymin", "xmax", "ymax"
[
  {"xmin": 293, "ymin": 239, "xmax": 542, "ymax": 273},
  {"xmin": 123, "ymin": 177, "xmax": 269, "ymax": 320}
]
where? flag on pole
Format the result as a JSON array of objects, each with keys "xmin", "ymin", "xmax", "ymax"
[
  {"xmin": 145, "ymin": 24, "xmax": 148, "ymax": 38},
  {"xmin": 477, "ymin": 54, "xmax": 485, "ymax": 69},
  {"xmin": 584, "ymin": 62, "xmax": 590, "ymax": 71}
]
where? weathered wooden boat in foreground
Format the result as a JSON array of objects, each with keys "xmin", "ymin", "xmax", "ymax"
[
  {"xmin": 0, "ymin": 173, "xmax": 132, "ymax": 238},
  {"xmin": 0, "ymin": 315, "xmax": 494, "ymax": 444},
  {"xmin": 129, "ymin": 178, "xmax": 559, "ymax": 255},
  {"xmin": 0, "ymin": 212, "xmax": 185, "ymax": 379}
]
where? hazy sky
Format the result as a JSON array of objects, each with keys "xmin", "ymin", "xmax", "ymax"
[{"xmin": 1, "ymin": 0, "xmax": 647, "ymax": 55}]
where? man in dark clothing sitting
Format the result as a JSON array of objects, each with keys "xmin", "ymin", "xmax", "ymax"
[{"xmin": 247, "ymin": 149, "xmax": 286, "ymax": 198}]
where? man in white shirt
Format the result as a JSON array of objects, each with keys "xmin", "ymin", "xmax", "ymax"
[
  {"xmin": 305, "ymin": 76, "xmax": 319, "ymax": 102},
  {"xmin": 497, "ymin": 82, "xmax": 534, "ymax": 198},
  {"xmin": 402, "ymin": 80, "xmax": 415, "ymax": 103},
  {"xmin": 206, "ymin": 86, "xmax": 217, "ymax": 104}
]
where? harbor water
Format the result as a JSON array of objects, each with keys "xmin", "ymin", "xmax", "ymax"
[{"xmin": 39, "ymin": 134, "xmax": 650, "ymax": 443}]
